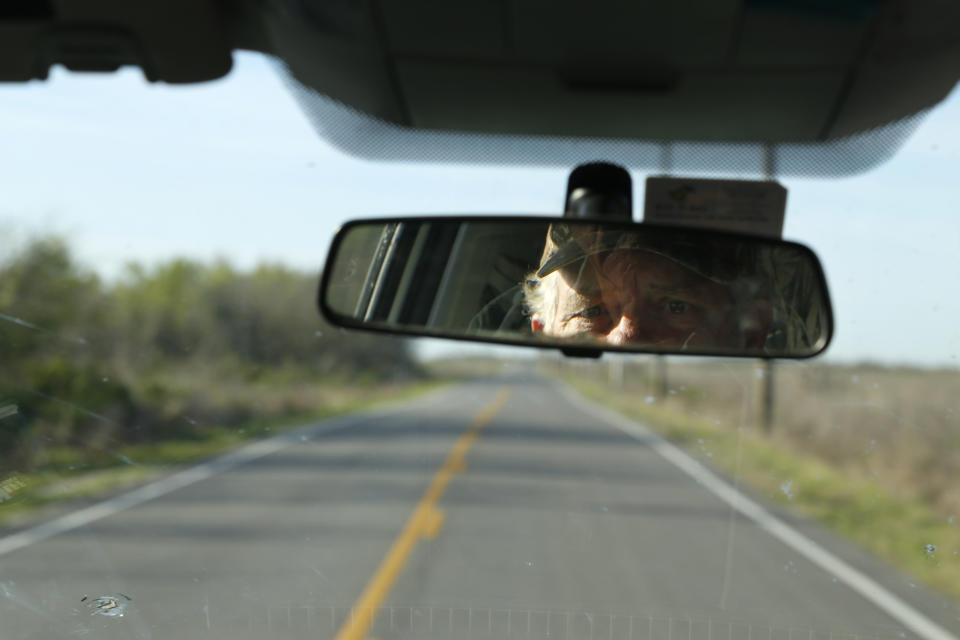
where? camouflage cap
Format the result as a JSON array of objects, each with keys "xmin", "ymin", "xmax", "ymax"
[{"xmin": 536, "ymin": 223, "xmax": 748, "ymax": 284}]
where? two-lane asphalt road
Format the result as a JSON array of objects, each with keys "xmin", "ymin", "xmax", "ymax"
[{"xmin": 1, "ymin": 376, "xmax": 957, "ymax": 640}]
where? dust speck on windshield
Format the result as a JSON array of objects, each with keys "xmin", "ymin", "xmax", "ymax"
[
  {"xmin": 0, "ymin": 473, "xmax": 28, "ymax": 503},
  {"xmin": 82, "ymin": 593, "xmax": 132, "ymax": 618},
  {"xmin": 780, "ymin": 480, "xmax": 795, "ymax": 500},
  {"xmin": 0, "ymin": 403, "xmax": 19, "ymax": 420}
]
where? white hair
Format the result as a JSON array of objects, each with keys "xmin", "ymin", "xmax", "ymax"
[{"xmin": 522, "ymin": 270, "xmax": 560, "ymax": 329}]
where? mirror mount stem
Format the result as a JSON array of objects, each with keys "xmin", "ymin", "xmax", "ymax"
[{"xmin": 564, "ymin": 162, "xmax": 633, "ymax": 222}]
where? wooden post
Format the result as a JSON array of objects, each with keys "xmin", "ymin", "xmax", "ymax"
[
  {"xmin": 657, "ymin": 356, "xmax": 668, "ymax": 398},
  {"xmin": 609, "ymin": 356, "xmax": 624, "ymax": 389},
  {"xmin": 647, "ymin": 357, "xmax": 655, "ymax": 394},
  {"xmin": 761, "ymin": 359, "xmax": 775, "ymax": 433}
]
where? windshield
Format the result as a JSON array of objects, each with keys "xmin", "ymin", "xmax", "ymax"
[{"xmin": 1, "ymin": 52, "xmax": 958, "ymax": 640}]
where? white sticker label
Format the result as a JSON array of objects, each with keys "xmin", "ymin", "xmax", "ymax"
[{"xmin": 643, "ymin": 177, "xmax": 786, "ymax": 238}]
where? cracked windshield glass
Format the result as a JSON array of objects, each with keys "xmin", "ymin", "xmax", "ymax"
[{"xmin": 1, "ymin": 52, "xmax": 959, "ymax": 640}]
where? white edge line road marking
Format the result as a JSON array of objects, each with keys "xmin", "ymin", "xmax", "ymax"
[
  {"xmin": 0, "ymin": 387, "xmax": 455, "ymax": 558},
  {"xmin": 562, "ymin": 384, "xmax": 959, "ymax": 640}
]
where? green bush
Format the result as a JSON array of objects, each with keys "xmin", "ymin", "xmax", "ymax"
[{"xmin": 0, "ymin": 236, "xmax": 419, "ymax": 471}]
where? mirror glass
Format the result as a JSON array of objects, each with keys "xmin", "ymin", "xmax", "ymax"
[{"xmin": 321, "ymin": 217, "xmax": 832, "ymax": 358}]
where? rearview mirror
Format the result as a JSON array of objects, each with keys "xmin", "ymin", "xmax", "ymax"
[{"xmin": 319, "ymin": 217, "xmax": 832, "ymax": 358}]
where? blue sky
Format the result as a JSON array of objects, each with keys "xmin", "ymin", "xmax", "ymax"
[{"xmin": 1, "ymin": 52, "xmax": 958, "ymax": 367}]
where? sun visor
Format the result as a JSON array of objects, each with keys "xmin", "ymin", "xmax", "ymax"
[
  {"xmin": 278, "ymin": 67, "xmax": 926, "ymax": 178},
  {"xmin": 260, "ymin": 0, "xmax": 960, "ymax": 177}
]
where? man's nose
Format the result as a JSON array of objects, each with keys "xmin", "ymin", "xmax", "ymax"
[
  {"xmin": 606, "ymin": 295, "xmax": 658, "ymax": 345},
  {"xmin": 607, "ymin": 314, "xmax": 638, "ymax": 345},
  {"xmin": 606, "ymin": 298, "xmax": 648, "ymax": 344}
]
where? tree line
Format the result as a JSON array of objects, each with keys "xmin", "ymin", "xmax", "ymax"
[{"xmin": 0, "ymin": 236, "xmax": 418, "ymax": 468}]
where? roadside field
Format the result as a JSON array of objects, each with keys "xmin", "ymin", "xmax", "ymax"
[{"xmin": 553, "ymin": 356, "xmax": 960, "ymax": 601}]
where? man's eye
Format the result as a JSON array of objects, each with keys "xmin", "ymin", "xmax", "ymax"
[
  {"xmin": 579, "ymin": 305, "xmax": 608, "ymax": 319},
  {"xmin": 667, "ymin": 300, "xmax": 689, "ymax": 315}
]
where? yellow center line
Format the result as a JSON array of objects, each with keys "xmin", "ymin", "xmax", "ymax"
[{"xmin": 333, "ymin": 388, "xmax": 512, "ymax": 640}]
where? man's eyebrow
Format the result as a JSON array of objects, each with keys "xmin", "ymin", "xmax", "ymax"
[
  {"xmin": 559, "ymin": 297, "xmax": 603, "ymax": 324},
  {"xmin": 649, "ymin": 282, "xmax": 697, "ymax": 296},
  {"xmin": 560, "ymin": 309, "xmax": 589, "ymax": 324},
  {"xmin": 649, "ymin": 272, "xmax": 719, "ymax": 296}
]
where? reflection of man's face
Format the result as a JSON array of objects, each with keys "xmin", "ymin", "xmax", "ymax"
[{"xmin": 533, "ymin": 248, "xmax": 741, "ymax": 348}]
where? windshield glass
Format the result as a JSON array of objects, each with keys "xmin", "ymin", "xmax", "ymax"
[{"xmin": 1, "ymin": 52, "xmax": 958, "ymax": 640}]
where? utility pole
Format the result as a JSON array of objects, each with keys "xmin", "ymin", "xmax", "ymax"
[{"xmin": 760, "ymin": 144, "xmax": 777, "ymax": 433}]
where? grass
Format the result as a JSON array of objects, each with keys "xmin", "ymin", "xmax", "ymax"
[
  {"xmin": 565, "ymin": 372, "xmax": 960, "ymax": 602},
  {"xmin": 424, "ymin": 355, "xmax": 528, "ymax": 378},
  {"xmin": 0, "ymin": 378, "xmax": 444, "ymax": 529}
]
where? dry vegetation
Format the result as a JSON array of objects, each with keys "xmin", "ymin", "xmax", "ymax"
[
  {"xmin": 553, "ymin": 355, "xmax": 960, "ymax": 598},
  {"xmin": 557, "ymin": 357, "xmax": 960, "ymax": 518}
]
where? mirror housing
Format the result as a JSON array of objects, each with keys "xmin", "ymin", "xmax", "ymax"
[{"xmin": 319, "ymin": 217, "xmax": 833, "ymax": 359}]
